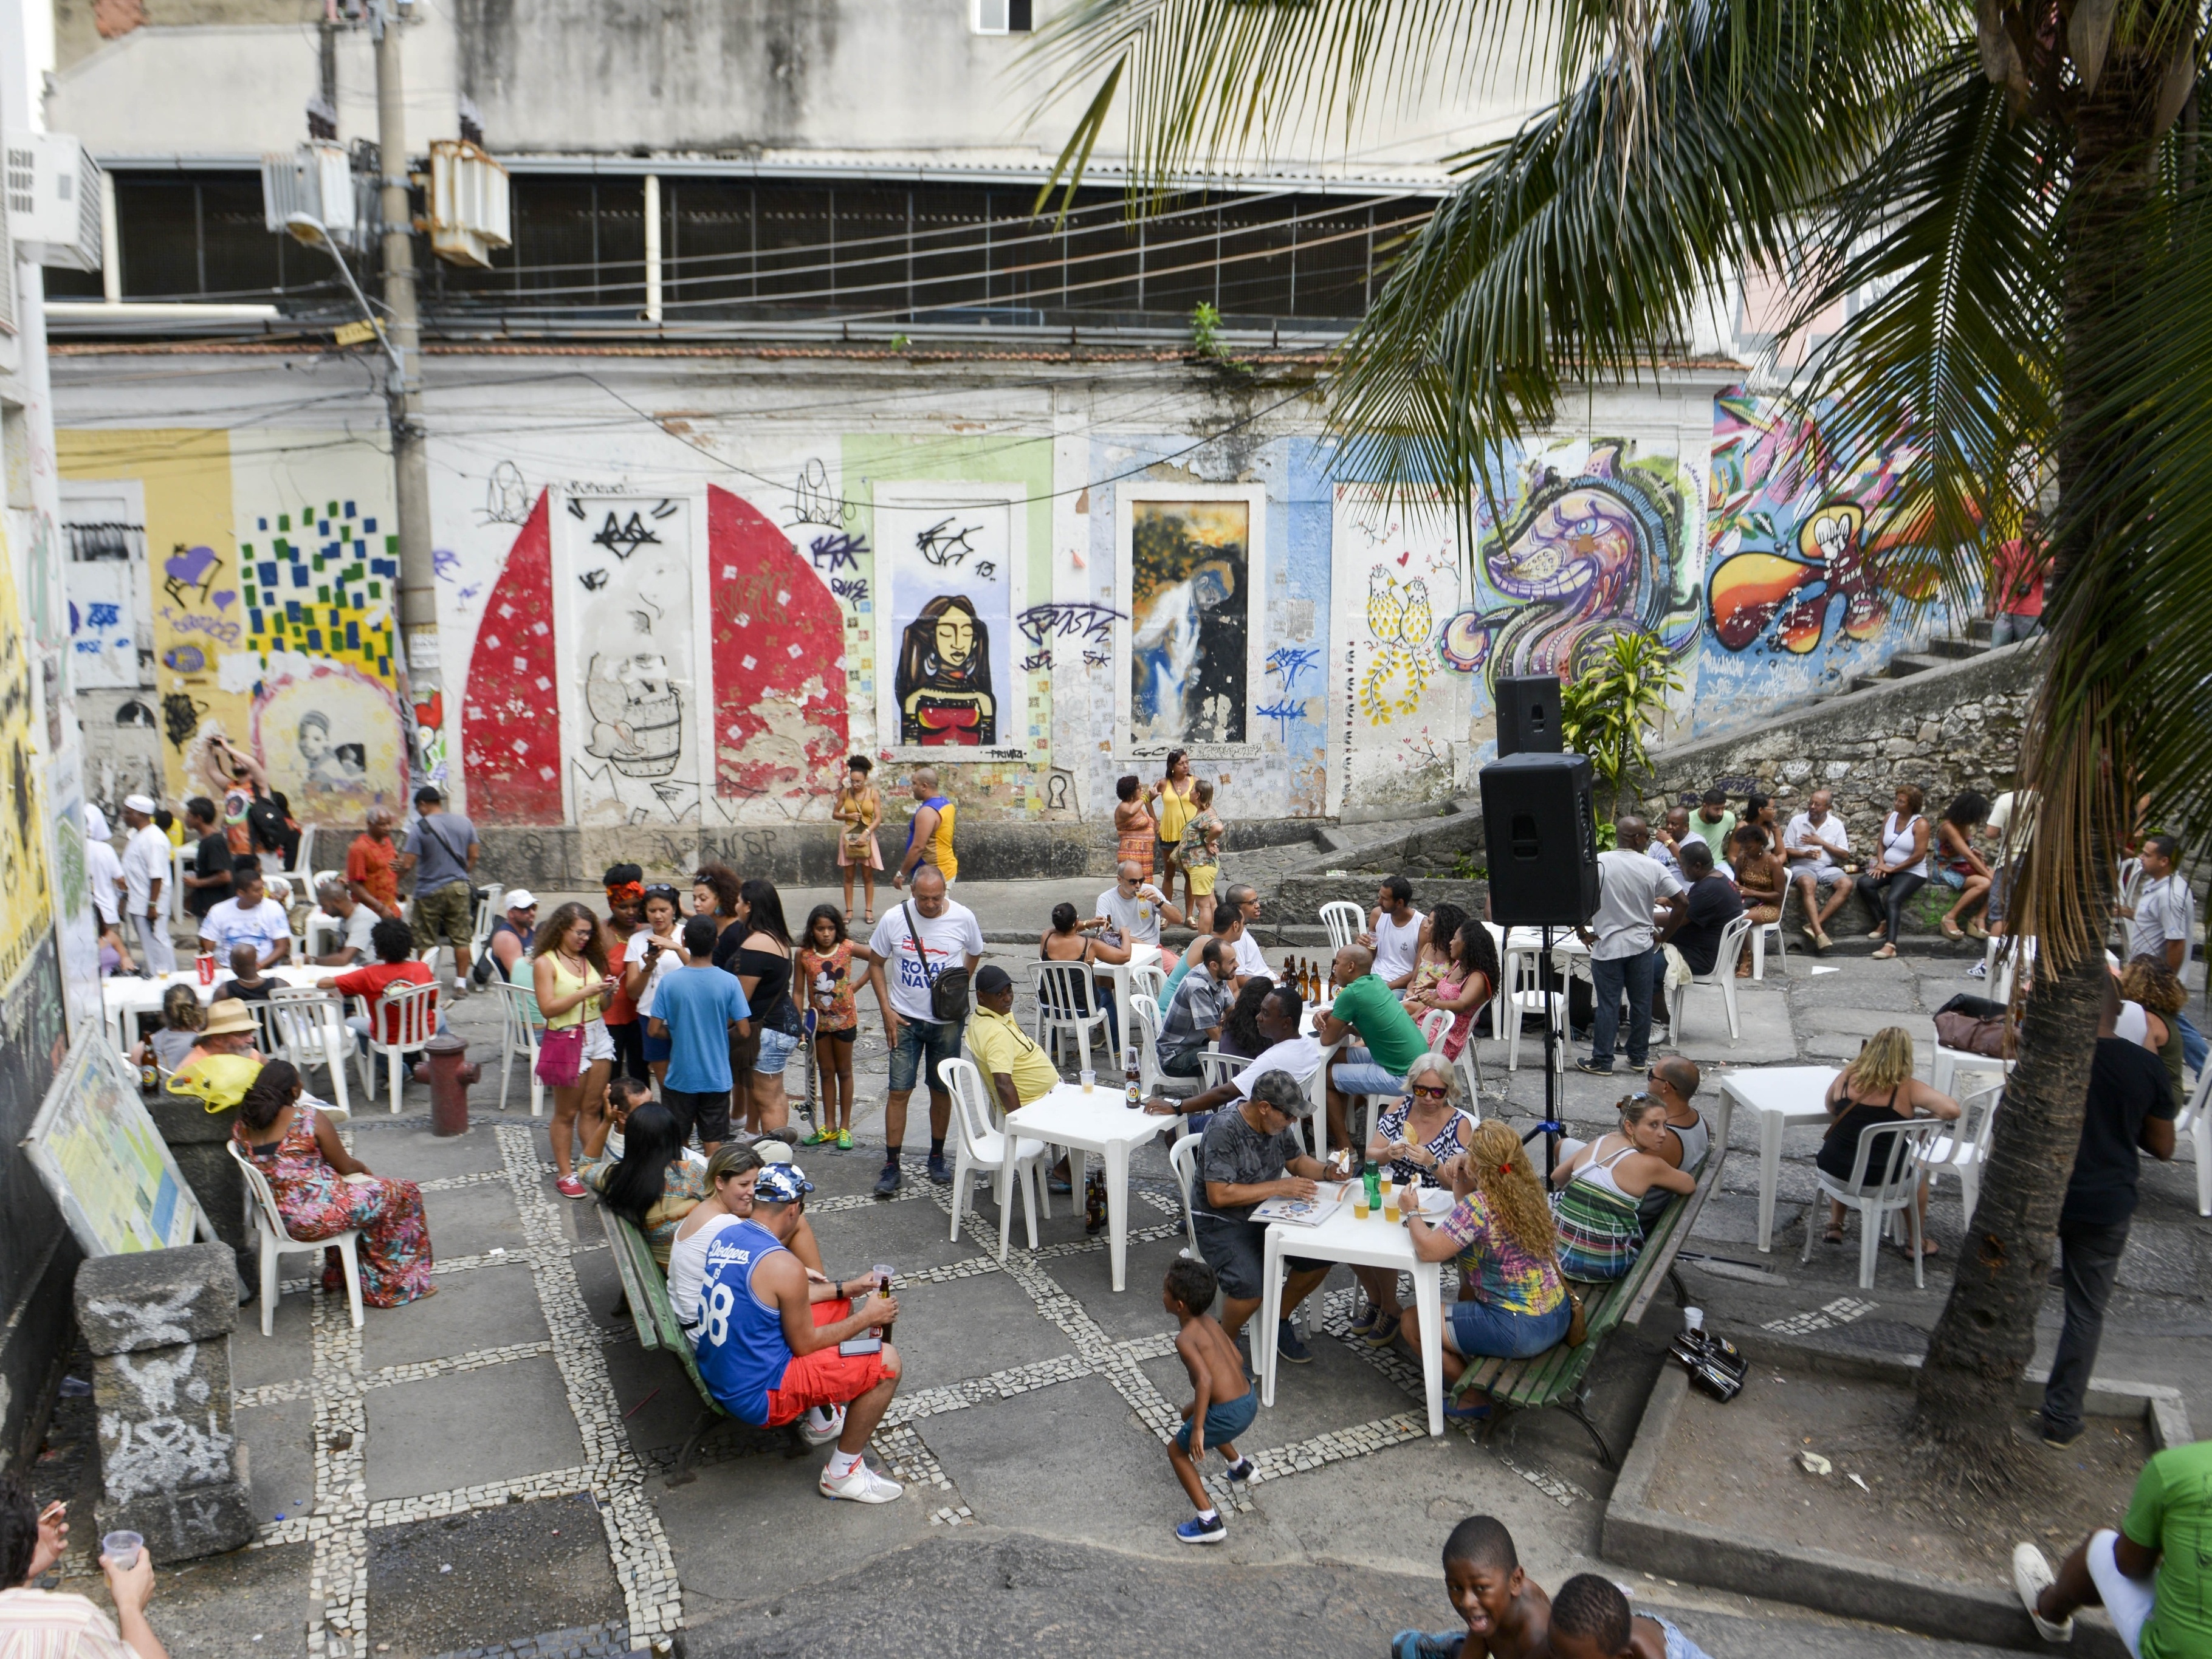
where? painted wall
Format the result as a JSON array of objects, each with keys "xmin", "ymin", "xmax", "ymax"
[{"xmin": 52, "ymin": 365, "xmax": 1974, "ymax": 841}]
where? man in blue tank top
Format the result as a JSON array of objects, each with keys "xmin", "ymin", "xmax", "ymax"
[{"xmin": 692, "ymin": 1163, "xmax": 907, "ymax": 1502}]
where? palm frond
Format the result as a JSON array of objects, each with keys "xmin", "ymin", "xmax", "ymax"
[{"xmin": 1777, "ymin": 54, "xmax": 2064, "ymax": 623}]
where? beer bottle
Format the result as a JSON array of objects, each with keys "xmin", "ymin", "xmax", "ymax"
[{"xmin": 1124, "ymin": 1043, "xmax": 1141, "ymax": 1110}]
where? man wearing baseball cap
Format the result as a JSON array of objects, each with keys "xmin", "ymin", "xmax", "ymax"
[
  {"xmin": 487, "ymin": 890, "xmax": 540, "ymax": 990},
  {"xmin": 690, "ymin": 1163, "xmax": 906, "ymax": 1503},
  {"xmin": 118, "ymin": 795, "xmax": 177, "ymax": 975}
]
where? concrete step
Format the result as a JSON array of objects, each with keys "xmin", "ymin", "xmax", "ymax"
[
  {"xmin": 1966, "ymin": 616, "xmax": 1996, "ymax": 643},
  {"xmin": 1926, "ymin": 634, "xmax": 1985, "ymax": 660},
  {"xmin": 1883, "ymin": 652, "xmax": 1949, "ymax": 679}
]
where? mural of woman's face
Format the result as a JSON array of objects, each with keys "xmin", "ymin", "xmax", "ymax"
[
  {"xmin": 298, "ymin": 724, "xmax": 329, "ymax": 762},
  {"xmin": 932, "ymin": 607, "xmax": 976, "ymax": 670}
]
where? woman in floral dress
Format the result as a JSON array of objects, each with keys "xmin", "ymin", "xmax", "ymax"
[{"xmin": 234, "ymin": 1060, "xmax": 435, "ymax": 1306}]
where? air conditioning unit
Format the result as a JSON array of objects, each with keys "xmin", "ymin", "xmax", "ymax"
[
  {"xmin": 261, "ymin": 141, "xmax": 369, "ymax": 249},
  {"xmin": 428, "ymin": 139, "xmax": 510, "ymax": 269},
  {"xmin": 4, "ymin": 131, "xmax": 103, "ymax": 270}
]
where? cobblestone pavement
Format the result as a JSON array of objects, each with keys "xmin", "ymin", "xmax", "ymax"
[{"xmin": 36, "ymin": 899, "xmax": 2205, "ymax": 1657}]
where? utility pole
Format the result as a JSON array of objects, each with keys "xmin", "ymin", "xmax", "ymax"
[{"xmin": 372, "ymin": 0, "xmax": 442, "ymax": 791}]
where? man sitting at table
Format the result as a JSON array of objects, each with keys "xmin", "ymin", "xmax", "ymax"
[
  {"xmin": 1145, "ymin": 981, "xmax": 1322, "ymax": 1125},
  {"xmin": 1316, "ymin": 944, "xmax": 1431, "ymax": 1155},
  {"xmin": 1186, "ymin": 1070, "xmax": 1334, "ymax": 1371},
  {"xmin": 197, "ymin": 863, "xmax": 294, "ymax": 969},
  {"xmin": 167, "ymin": 997, "xmax": 266, "ymax": 1110},
  {"xmin": 1159, "ymin": 938, "xmax": 1235, "ymax": 1078},
  {"xmin": 966, "ymin": 965, "xmax": 1068, "ymax": 1184},
  {"xmin": 1097, "ymin": 860, "xmax": 1184, "ymax": 957},
  {"xmin": 318, "ymin": 916, "xmax": 439, "ymax": 1057},
  {"xmin": 311, "ymin": 877, "xmax": 378, "ymax": 967}
]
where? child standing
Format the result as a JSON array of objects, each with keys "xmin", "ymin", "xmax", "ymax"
[
  {"xmin": 1176, "ymin": 778, "xmax": 1226, "ymax": 934},
  {"xmin": 833, "ymin": 756, "xmax": 883, "ymax": 925},
  {"xmin": 796, "ymin": 905, "xmax": 863, "ymax": 1151},
  {"xmin": 1163, "ymin": 1257, "xmax": 1255, "ymax": 1544}
]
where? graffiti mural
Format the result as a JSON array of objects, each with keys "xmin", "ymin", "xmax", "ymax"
[
  {"xmin": 874, "ymin": 484, "xmax": 1022, "ymax": 757},
  {"xmin": 0, "ymin": 520, "xmax": 56, "ymax": 994},
  {"xmin": 461, "ymin": 493, "xmax": 565, "ymax": 824},
  {"xmin": 1440, "ymin": 441, "xmax": 1700, "ymax": 693},
  {"xmin": 1119, "ymin": 488, "xmax": 1265, "ymax": 750},
  {"xmin": 1328, "ymin": 489, "xmax": 1469, "ymax": 812}
]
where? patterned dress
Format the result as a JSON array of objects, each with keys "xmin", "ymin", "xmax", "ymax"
[{"xmin": 235, "ymin": 1104, "xmax": 434, "ymax": 1307}]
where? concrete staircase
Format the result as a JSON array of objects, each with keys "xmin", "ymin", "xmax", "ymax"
[{"xmin": 1830, "ymin": 618, "xmax": 1998, "ymax": 699}]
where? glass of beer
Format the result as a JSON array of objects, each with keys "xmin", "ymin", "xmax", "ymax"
[
  {"xmin": 1381, "ymin": 1186, "xmax": 1400, "ymax": 1224},
  {"xmin": 1352, "ymin": 1184, "xmax": 1370, "ymax": 1220}
]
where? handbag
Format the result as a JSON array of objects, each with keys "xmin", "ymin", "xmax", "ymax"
[
  {"xmin": 903, "ymin": 900, "xmax": 970, "ymax": 1023},
  {"xmin": 535, "ymin": 1023, "xmax": 585, "ymax": 1087},
  {"xmin": 1933, "ymin": 992, "xmax": 2011, "ymax": 1058}
]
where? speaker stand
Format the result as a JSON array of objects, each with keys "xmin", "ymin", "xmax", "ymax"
[{"xmin": 1529, "ymin": 926, "xmax": 1564, "ymax": 1179}]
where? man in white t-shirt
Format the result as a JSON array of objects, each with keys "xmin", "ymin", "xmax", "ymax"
[
  {"xmin": 118, "ymin": 794, "xmax": 176, "ymax": 975},
  {"xmin": 311, "ymin": 877, "xmax": 379, "ymax": 966},
  {"xmin": 1782, "ymin": 788, "xmax": 1854, "ymax": 950},
  {"xmin": 197, "ymin": 866, "xmax": 295, "ymax": 967},
  {"xmin": 863, "ymin": 866, "xmax": 985, "ymax": 1198},
  {"xmin": 1360, "ymin": 874, "xmax": 1424, "ymax": 991},
  {"xmin": 1141, "ymin": 977, "xmax": 1324, "ymax": 1121},
  {"xmin": 1225, "ymin": 883, "xmax": 1274, "ymax": 983},
  {"xmin": 2122, "ymin": 833, "xmax": 2205, "ymax": 1073},
  {"xmin": 1096, "ymin": 860, "xmax": 1184, "ymax": 955},
  {"xmin": 1576, "ymin": 817, "xmax": 1688, "ymax": 1076}
]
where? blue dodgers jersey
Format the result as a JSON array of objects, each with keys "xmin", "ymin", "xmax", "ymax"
[{"xmin": 689, "ymin": 1218, "xmax": 792, "ymax": 1425}]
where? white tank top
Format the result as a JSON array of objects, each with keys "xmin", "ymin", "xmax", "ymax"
[
  {"xmin": 1571, "ymin": 1139, "xmax": 1640, "ymax": 1201},
  {"xmin": 1881, "ymin": 812, "xmax": 1929, "ymax": 878}
]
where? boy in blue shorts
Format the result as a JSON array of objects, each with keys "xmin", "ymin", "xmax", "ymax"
[{"xmin": 1163, "ymin": 1257, "xmax": 1257, "ymax": 1544}]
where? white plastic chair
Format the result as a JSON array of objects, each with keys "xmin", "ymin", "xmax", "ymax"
[
  {"xmin": 1127, "ymin": 962, "xmax": 1167, "ymax": 1021},
  {"xmin": 1925, "ymin": 1083, "xmax": 2003, "ymax": 1224},
  {"xmin": 1931, "ymin": 1043, "xmax": 2011, "ymax": 1101},
  {"xmin": 1319, "ymin": 901, "xmax": 1364, "ymax": 955},
  {"xmin": 1130, "ymin": 995, "xmax": 1169, "ymax": 1096},
  {"xmin": 1990, "ymin": 935, "xmax": 2037, "ymax": 1005},
  {"xmin": 1749, "ymin": 904, "xmax": 1787, "ymax": 981},
  {"xmin": 1668, "ymin": 914, "xmax": 1754, "ymax": 1043},
  {"xmin": 266, "ymin": 988, "xmax": 353, "ymax": 1118},
  {"xmin": 1195, "ymin": 1048, "xmax": 1242, "ymax": 1093},
  {"xmin": 1032, "ymin": 961, "xmax": 1108, "ymax": 1073},
  {"xmin": 229, "ymin": 1139, "xmax": 363, "ymax": 1335},
  {"xmin": 1167, "ymin": 1130, "xmax": 1206, "ymax": 1262},
  {"xmin": 1496, "ymin": 927, "xmax": 1568, "ymax": 1071},
  {"xmin": 2177, "ymin": 1065, "xmax": 2212, "ymax": 1218},
  {"xmin": 1418, "ymin": 1009, "xmax": 1484, "ymax": 1123},
  {"xmin": 491, "ymin": 977, "xmax": 545, "ymax": 1116},
  {"xmin": 1801, "ymin": 1115, "xmax": 1946, "ymax": 1290},
  {"xmin": 939, "ymin": 1057, "xmax": 1049, "ymax": 1252},
  {"xmin": 359, "ymin": 980, "xmax": 440, "ymax": 1111},
  {"xmin": 469, "ymin": 882, "xmax": 500, "ymax": 963}
]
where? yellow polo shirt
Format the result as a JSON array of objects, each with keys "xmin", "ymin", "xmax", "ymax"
[{"xmin": 967, "ymin": 1007, "xmax": 1059, "ymax": 1107}]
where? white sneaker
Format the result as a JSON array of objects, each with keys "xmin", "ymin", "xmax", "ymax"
[
  {"xmin": 2011, "ymin": 1543, "xmax": 2074, "ymax": 1642},
  {"xmin": 799, "ymin": 1406, "xmax": 846, "ymax": 1446},
  {"xmin": 819, "ymin": 1458, "xmax": 902, "ymax": 1503}
]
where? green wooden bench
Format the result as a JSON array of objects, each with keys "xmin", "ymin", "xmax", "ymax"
[
  {"xmin": 1449, "ymin": 1096, "xmax": 1733, "ymax": 1468},
  {"xmin": 597, "ymin": 1204, "xmax": 802, "ymax": 1485}
]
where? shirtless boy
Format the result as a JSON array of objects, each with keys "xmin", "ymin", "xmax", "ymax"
[{"xmin": 1162, "ymin": 1257, "xmax": 1255, "ymax": 1545}]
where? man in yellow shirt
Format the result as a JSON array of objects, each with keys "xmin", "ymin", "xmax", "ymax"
[{"xmin": 967, "ymin": 966, "xmax": 1058, "ymax": 1116}]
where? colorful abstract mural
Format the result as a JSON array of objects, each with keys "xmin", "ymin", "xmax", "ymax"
[
  {"xmin": 1440, "ymin": 441, "xmax": 1702, "ymax": 695},
  {"xmin": 461, "ymin": 492, "xmax": 565, "ymax": 824},
  {"xmin": 1120, "ymin": 488, "xmax": 1265, "ymax": 750}
]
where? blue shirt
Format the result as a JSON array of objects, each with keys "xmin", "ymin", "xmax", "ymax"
[
  {"xmin": 691, "ymin": 1218, "xmax": 792, "ymax": 1424},
  {"xmin": 653, "ymin": 965, "xmax": 752, "ymax": 1093}
]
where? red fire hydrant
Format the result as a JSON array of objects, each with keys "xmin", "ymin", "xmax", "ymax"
[{"xmin": 413, "ymin": 1032, "xmax": 481, "ymax": 1137}]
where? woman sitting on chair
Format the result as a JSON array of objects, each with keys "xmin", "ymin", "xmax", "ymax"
[
  {"xmin": 1349, "ymin": 1054, "xmax": 1477, "ymax": 1347},
  {"xmin": 233, "ymin": 1060, "xmax": 434, "ymax": 1305},
  {"xmin": 1817, "ymin": 1028, "xmax": 1959, "ymax": 1255},
  {"xmin": 1549, "ymin": 1094, "xmax": 1698, "ymax": 1280},
  {"xmin": 579, "ymin": 1093, "xmax": 706, "ymax": 1268},
  {"xmin": 1406, "ymin": 919, "xmax": 1498, "ymax": 1062}
]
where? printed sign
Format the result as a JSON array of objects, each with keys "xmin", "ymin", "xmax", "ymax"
[{"xmin": 23, "ymin": 1031, "xmax": 211, "ymax": 1257}]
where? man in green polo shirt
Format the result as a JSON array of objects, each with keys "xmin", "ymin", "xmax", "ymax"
[
  {"xmin": 2015, "ymin": 1435, "xmax": 2212, "ymax": 1659},
  {"xmin": 1316, "ymin": 944, "xmax": 1430, "ymax": 1157}
]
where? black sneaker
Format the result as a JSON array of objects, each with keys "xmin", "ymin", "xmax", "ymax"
[
  {"xmin": 1226, "ymin": 1455, "xmax": 1255, "ymax": 1482},
  {"xmin": 872, "ymin": 1163, "xmax": 901, "ymax": 1199},
  {"xmin": 2042, "ymin": 1421, "xmax": 2086, "ymax": 1449},
  {"xmin": 1575, "ymin": 1058, "xmax": 1616, "ymax": 1077},
  {"xmin": 926, "ymin": 1153, "xmax": 952, "ymax": 1184},
  {"xmin": 1276, "ymin": 1319, "xmax": 1313, "ymax": 1364}
]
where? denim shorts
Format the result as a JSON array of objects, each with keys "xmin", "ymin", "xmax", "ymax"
[
  {"xmin": 754, "ymin": 1026, "xmax": 800, "ymax": 1077},
  {"xmin": 1331, "ymin": 1045, "xmax": 1406, "ymax": 1099},
  {"xmin": 1172, "ymin": 1386, "xmax": 1257, "ymax": 1453},
  {"xmin": 1190, "ymin": 1214, "xmax": 1326, "ymax": 1302},
  {"xmin": 1448, "ymin": 1294, "xmax": 1571, "ymax": 1359},
  {"xmin": 1935, "ymin": 867, "xmax": 1966, "ymax": 891},
  {"xmin": 888, "ymin": 1015, "xmax": 963, "ymax": 1094}
]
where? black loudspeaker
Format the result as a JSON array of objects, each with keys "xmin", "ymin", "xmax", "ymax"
[
  {"xmin": 1479, "ymin": 751, "xmax": 1599, "ymax": 926},
  {"xmin": 1494, "ymin": 675, "xmax": 1564, "ymax": 755}
]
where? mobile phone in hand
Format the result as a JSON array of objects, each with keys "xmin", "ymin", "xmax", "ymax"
[{"xmin": 837, "ymin": 1335, "xmax": 883, "ymax": 1356}]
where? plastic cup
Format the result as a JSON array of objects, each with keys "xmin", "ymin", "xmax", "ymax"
[
  {"xmin": 103, "ymin": 1531, "xmax": 143, "ymax": 1571},
  {"xmin": 1353, "ymin": 1192, "xmax": 1370, "ymax": 1220},
  {"xmin": 1382, "ymin": 1196, "xmax": 1400, "ymax": 1224},
  {"xmin": 1080, "ymin": 1070, "xmax": 1096, "ymax": 1093}
]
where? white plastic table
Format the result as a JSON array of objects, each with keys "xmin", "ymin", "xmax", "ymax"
[
  {"xmin": 1718, "ymin": 1065, "xmax": 1839, "ymax": 1251},
  {"xmin": 1001, "ymin": 1080, "xmax": 1175, "ymax": 1290},
  {"xmin": 103, "ymin": 965, "xmax": 328, "ymax": 1053},
  {"xmin": 1257, "ymin": 1183, "xmax": 1450, "ymax": 1435}
]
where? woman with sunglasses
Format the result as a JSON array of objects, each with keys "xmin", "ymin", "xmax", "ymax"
[
  {"xmin": 1347, "ymin": 1054, "xmax": 1474, "ymax": 1347},
  {"xmin": 1548, "ymin": 1094, "xmax": 1699, "ymax": 1280}
]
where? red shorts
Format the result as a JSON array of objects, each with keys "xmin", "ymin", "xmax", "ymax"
[{"xmin": 761, "ymin": 1299, "xmax": 890, "ymax": 1428}]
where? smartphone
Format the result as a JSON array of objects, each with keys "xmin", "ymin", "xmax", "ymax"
[{"xmin": 837, "ymin": 1335, "xmax": 883, "ymax": 1356}]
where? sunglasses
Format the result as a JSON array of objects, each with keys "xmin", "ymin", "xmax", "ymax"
[{"xmin": 1410, "ymin": 1084, "xmax": 1451, "ymax": 1098}]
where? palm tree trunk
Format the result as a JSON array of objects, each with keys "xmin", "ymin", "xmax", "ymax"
[{"xmin": 1911, "ymin": 25, "xmax": 2169, "ymax": 1461}]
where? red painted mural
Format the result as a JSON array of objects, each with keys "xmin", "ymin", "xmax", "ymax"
[
  {"xmin": 461, "ymin": 492, "xmax": 565, "ymax": 823},
  {"xmin": 707, "ymin": 484, "xmax": 850, "ymax": 801}
]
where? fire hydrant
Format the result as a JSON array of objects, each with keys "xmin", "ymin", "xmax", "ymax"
[{"xmin": 412, "ymin": 1032, "xmax": 481, "ymax": 1137}]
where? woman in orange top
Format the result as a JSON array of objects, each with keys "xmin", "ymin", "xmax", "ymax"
[{"xmin": 1113, "ymin": 774, "xmax": 1156, "ymax": 882}]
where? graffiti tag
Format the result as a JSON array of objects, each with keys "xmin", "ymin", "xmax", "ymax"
[
  {"xmin": 1264, "ymin": 645, "xmax": 1319, "ymax": 693},
  {"xmin": 1015, "ymin": 601, "xmax": 1125, "ymax": 648},
  {"xmin": 974, "ymin": 560, "xmax": 997, "ymax": 580},
  {"xmin": 1019, "ymin": 649, "xmax": 1051, "ymax": 672},
  {"xmin": 161, "ymin": 544, "xmax": 221, "ymax": 610},
  {"xmin": 809, "ymin": 532, "xmax": 867, "ymax": 573},
  {"xmin": 483, "ymin": 459, "xmax": 532, "ymax": 524},
  {"xmin": 592, "ymin": 511, "xmax": 661, "ymax": 560},
  {"xmin": 1083, "ymin": 648, "xmax": 1110, "ymax": 668},
  {"xmin": 579, "ymin": 568, "xmax": 611, "ymax": 592},
  {"xmin": 788, "ymin": 458, "xmax": 853, "ymax": 529},
  {"xmin": 1257, "ymin": 698, "xmax": 1308, "ymax": 741},
  {"xmin": 916, "ymin": 518, "xmax": 980, "ymax": 569},
  {"xmin": 158, "ymin": 608, "xmax": 241, "ymax": 647},
  {"xmin": 86, "ymin": 602, "xmax": 122, "ymax": 629},
  {"xmin": 829, "ymin": 578, "xmax": 869, "ymax": 603}
]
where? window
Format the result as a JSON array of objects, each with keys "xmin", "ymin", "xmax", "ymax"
[{"xmin": 974, "ymin": 0, "xmax": 1032, "ymax": 34}]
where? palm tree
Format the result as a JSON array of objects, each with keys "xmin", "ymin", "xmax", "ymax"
[{"xmin": 1028, "ymin": 0, "xmax": 2212, "ymax": 1469}]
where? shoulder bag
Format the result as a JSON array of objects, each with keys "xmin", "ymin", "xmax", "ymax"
[{"xmin": 902, "ymin": 901, "xmax": 970, "ymax": 1023}]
